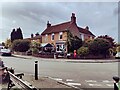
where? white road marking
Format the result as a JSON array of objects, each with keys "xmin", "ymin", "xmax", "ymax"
[
  {"xmin": 102, "ymin": 80, "xmax": 113, "ymax": 83},
  {"xmin": 106, "ymin": 84, "xmax": 114, "ymax": 87},
  {"xmin": 53, "ymin": 78, "xmax": 62, "ymax": 81},
  {"xmin": 66, "ymin": 79, "xmax": 74, "ymax": 82},
  {"xmin": 67, "ymin": 82, "xmax": 81, "ymax": 86},
  {"xmin": 89, "ymin": 83, "xmax": 102, "ymax": 86},
  {"xmin": 85, "ymin": 80, "xmax": 97, "ymax": 83}
]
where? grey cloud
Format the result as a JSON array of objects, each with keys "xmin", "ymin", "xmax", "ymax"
[{"xmin": 1, "ymin": 2, "xmax": 118, "ymax": 42}]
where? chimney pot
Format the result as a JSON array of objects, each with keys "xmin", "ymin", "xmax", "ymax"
[
  {"xmin": 71, "ymin": 13, "xmax": 76, "ymax": 23},
  {"xmin": 85, "ymin": 26, "xmax": 89, "ymax": 30},
  {"xmin": 31, "ymin": 34, "xmax": 34, "ymax": 38},
  {"xmin": 47, "ymin": 21, "xmax": 51, "ymax": 28}
]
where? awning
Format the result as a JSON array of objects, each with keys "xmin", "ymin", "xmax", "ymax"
[
  {"xmin": 41, "ymin": 43, "xmax": 54, "ymax": 47},
  {"xmin": 56, "ymin": 41, "xmax": 66, "ymax": 44},
  {"xmin": 41, "ymin": 43, "xmax": 48, "ymax": 47}
]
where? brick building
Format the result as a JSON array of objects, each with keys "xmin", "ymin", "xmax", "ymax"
[{"xmin": 41, "ymin": 13, "xmax": 95, "ymax": 53}]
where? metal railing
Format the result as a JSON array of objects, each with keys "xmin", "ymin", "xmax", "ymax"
[{"xmin": 7, "ymin": 71, "xmax": 38, "ymax": 90}]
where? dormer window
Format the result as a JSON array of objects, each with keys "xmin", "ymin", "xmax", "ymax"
[
  {"xmin": 51, "ymin": 33, "xmax": 54, "ymax": 41},
  {"xmin": 59, "ymin": 32, "xmax": 63, "ymax": 40}
]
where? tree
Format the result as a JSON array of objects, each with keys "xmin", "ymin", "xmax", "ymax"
[
  {"xmin": 5, "ymin": 38, "xmax": 12, "ymax": 48},
  {"xmin": 11, "ymin": 29, "xmax": 16, "ymax": 42},
  {"xmin": 89, "ymin": 38, "xmax": 112, "ymax": 58},
  {"xmin": 12, "ymin": 40, "xmax": 30, "ymax": 52},
  {"xmin": 67, "ymin": 30, "xmax": 82, "ymax": 53},
  {"xmin": 10, "ymin": 27, "xmax": 23, "ymax": 42},
  {"xmin": 71, "ymin": 36, "xmax": 83, "ymax": 52},
  {"xmin": 16, "ymin": 27, "xmax": 23, "ymax": 39},
  {"xmin": 83, "ymin": 39, "xmax": 93, "ymax": 47},
  {"xmin": 97, "ymin": 35, "xmax": 116, "ymax": 47},
  {"xmin": 117, "ymin": 46, "xmax": 120, "ymax": 52},
  {"xmin": 116, "ymin": 44, "xmax": 120, "ymax": 52},
  {"xmin": 30, "ymin": 41, "xmax": 41, "ymax": 54}
]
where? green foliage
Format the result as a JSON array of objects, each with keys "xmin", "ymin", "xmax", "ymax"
[
  {"xmin": 30, "ymin": 41, "xmax": 41, "ymax": 54},
  {"xmin": 117, "ymin": 46, "xmax": 120, "ymax": 52},
  {"xmin": 67, "ymin": 31, "xmax": 82, "ymax": 53},
  {"xmin": 12, "ymin": 40, "xmax": 30, "ymax": 52},
  {"xmin": 97, "ymin": 35, "xmax": 116, "ymax": 47},
  {"xmin": 5, "ymin": 38, "xmax": 12, "ymax": 48},
  {"xmin": 32, "ymin": 48, "xmax": 39, "ymax": 54},
  {"xmin": 83, "ymin": 39, "xmax": 93, "ymax": 47},
  {"xmin": 89, "ymin": 38, "xmax": 112, "ymax": 57},
  {"xmin": 77, "ymin": 46, "xmax": 89, "ymax": 56},
  {"xmin": 31, "ymin": 41, "xmax": 40, "ymax": 49}
]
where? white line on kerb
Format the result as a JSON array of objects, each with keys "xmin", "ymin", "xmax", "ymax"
[
  {"xmin": 85, "ymin": 80, "xmax": 97, "ymax": 83},
  {"xmin": 66, "ymin": 79, "xmax": 74, "ymax": 82},
  {"xmin": 106, "ymin": 84, "xmax": 114, "ymax": 87},
  {"xmin": 89, "ymin": 83, "xmax": 102, "ymax": 86},
  {"xmin": 53, "ymin": 78, "xmax": 62, "ymax": 81},
  {"xmin": 67, "ymin": 82, "xmax": 81, "ymax": 86},
  {"xmin": 102, "ymin": 80, "xmax": 113, "ymax": 83}
]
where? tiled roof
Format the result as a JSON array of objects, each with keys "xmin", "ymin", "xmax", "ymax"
[
  {"xmin": 41, "ymin": 21, "xmax": 95, "ymax": 37},
  {"xmin": 41, "ymin": 21, "xmax": 71, "ymax": 35},
  {"xmin": 32, "ymin": 35, "xmax": 41, "ymax": 39},
  {"xmin": 24, "ymin": 35, "xmax": 41, "ymax": 40},
  {"xmin": 78, "ymin": 27, "xmax": 95, "ymax": 37}
]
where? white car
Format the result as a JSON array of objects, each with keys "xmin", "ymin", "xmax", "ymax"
[
  {"xmin": 115, "ymin": 52, "xmax": 120, "ymax": 59},
  {"xmin": 0, "ymin": 49, "xmax": 11, "ymax": 56}
]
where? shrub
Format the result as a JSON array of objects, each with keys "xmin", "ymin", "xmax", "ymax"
[
  {"xmin": 89, "ymin": 38, "xmax": 112, "ymax": 57},
  {"xmin": 77, "ymin": 46, "xmax": 89, "ymax": 56},
  {"xmin": 32, "ymin": 48, "xmax": 39, "ymax": 54},
  {"xmin": 12, "ymin": 40, "xmax": 30, "ymax": 52}
]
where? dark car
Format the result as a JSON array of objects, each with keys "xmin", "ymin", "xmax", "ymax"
[{"xmin": 0, "ymin": 49, "xmax": 11, "ymax": 56}]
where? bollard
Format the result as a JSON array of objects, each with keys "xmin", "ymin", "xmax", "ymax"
[
  {"xmin": 35, "ymin": 61, "xmax": 38, "ymax": 80},
  {"xmin": 113, "ymin": 76, "xmax": 120, "ymax": 90}
]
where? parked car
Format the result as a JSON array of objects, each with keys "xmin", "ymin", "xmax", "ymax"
[
  {"xmin": 0, "ymin": 49, "xmax": 11, "ymax": 56},
  {"xmin": 115, "ymin": 52, "xmax": 120, "ymax": 59}
]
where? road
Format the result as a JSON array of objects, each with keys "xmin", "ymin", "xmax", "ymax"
[{"xmin": 1, "ymin": 55, "xmax": 119, "ymax": 89}]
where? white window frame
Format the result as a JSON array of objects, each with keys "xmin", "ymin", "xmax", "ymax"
[
  {"xmin": 59, "ymin": 32, "xmax": 63, "ymax": 40},
  {"xmin": 51, "ymin": 33, "xmax": 54, "ymax": 41},
  {"xmin": 81, "ymin": 34, "xmax": 84, "ymax": 41},
  {"xmin": 45, "ymin": 34, "xmax": 48, "ymax": 42}
]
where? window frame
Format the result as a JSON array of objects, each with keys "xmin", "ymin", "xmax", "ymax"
[
  {"xmin": 51, "ymin": 33, "xmax": 55, "ymax": 41},
  {"xmin": 59, "ymin": 32, "xmax": 63, "ymax": 40}
]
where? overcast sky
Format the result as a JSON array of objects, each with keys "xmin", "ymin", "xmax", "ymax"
[{"xmin": 0, "ymin": 0, "xmax": 119, "ymax": 43}]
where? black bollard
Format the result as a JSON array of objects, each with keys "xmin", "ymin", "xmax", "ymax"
[
  {"xmin": 35, "ymin": 61, "xmax": 38, "ymax": 80},
  {"xmin": 113, "ymin": 76, "xmax": 119, "ymax": 90}
]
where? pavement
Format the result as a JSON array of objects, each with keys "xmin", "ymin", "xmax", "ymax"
[
  {"xmin": 0, "ymin": 73, "xmax": 78, "ymax": 90},
  {"xmin": 22, "ymin": 73, "xmax": 78, "ymax": 90},
  {"xmin": 0, "ymin": 74, "xmax": 79, "ymax": 90},
  {"xmin": 12, "ymin": 54, "xmax": 120, "ymax": 63}
]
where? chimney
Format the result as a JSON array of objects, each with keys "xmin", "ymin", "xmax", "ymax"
[
  {"xmin": 47, "ymin": 21, "xmax": 51, "ymax": 28},
  {"xmin": 35, "ymin": 32, "xmax": 39, "ymax": 36},
  {"xmin": 85, "ymin": 26, "xmax": 89, "ymax": 30},
  {"xmin": 71, "ymin": 13, "xmax": 76, "ymax": 23},
  {"xmin": 31, "ymin": 33, "xmax": 34, "ymax": 38}
]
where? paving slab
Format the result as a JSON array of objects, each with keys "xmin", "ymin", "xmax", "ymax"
[{"xmin": 22, "ymin": 74, "xmax": 76, "ymax": 90}]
